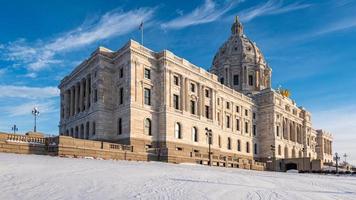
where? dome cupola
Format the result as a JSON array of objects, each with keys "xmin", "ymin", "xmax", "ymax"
[{"xmin": 210, "ymin": 16, "xmax": 272, "ymax": 95}]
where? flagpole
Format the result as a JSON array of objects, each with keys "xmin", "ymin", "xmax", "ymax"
[{"xmin": 141, "ymin": 22, "xmax": 144, "ymax": 46}]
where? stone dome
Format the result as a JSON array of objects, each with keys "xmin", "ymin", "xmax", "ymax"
[{"xmin": 210, "ymin": 17, "xmax": 271, "ymax": 95}]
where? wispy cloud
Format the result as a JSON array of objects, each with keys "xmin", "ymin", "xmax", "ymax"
[
  {"xmin": 0, "ymin": 8, "xmax": 155, "ymax": 72},
  {"xmin": 239, "ymin": 0, "xmax": 311, "ymax": 22},
  {"xmin": 0, "ymin": 68, "xmax": 6, "ymax": 77},
  {"xmin": 313, "ymin": 17, "xmax": 356, "ymax": 36},
  {"xmin": 0, "ymin": 85, "xmax": 59, "ymax": 99},
  {"xmin": 161, "ymin": 0, "xmax": 236, "ymax": 29},
  {"xmin": 5, "ymin": 100, "xmax": 58, "ymax": 117}
]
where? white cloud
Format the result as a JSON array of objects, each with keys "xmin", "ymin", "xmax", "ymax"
[
  {"xmin": 1, "ymin": 8, "xmax": 155, "ymax": 71},
  {"xmin": 5, "ymin": 100, "xmax": 58, "ymax": 117},
  {"xmin": 23, "ymin": 72, "xmax": 37, "ymax": 78},
  {"xmin": 0, "ymin": 85, "xmax": 59, "ymax": 99},
  {"xmin": 313, "ymin": 17, "xmax": 356, "ymax": 36},
  {"xmin": 313, "ymin": 105, "xmax": 356, "ymax": 165},
  {"xmin": 0, "ymin": 68, "xmax": 6, "ymax": 76},
  {"xmin": 239, "ymin": 0, "xmax": 311, "ymax": 22},
  {"xmin": 161, "ymin": 0, "xmax": 236, "ymax": 29}
]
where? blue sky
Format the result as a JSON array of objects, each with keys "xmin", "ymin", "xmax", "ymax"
[{"xmin": 0, "ymin": 0, "xmax": 355, "ymax": 164}]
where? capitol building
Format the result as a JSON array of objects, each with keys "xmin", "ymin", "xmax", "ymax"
[{"xmin": 58, "ymin": 18, "xmax": 333, "ymax": 171}]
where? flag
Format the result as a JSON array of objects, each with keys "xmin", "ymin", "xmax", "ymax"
[{"xmin": 139, "ymin": 21, "xmax": 143, "ymax": 30}]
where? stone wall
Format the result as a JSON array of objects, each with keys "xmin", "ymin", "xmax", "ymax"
[{"xmin": 0, "ymin": 132, "xmax": 53, "ymax": 155}]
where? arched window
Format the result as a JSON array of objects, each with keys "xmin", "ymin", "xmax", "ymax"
[
  {"xmin": 75, "ymin": 126, "xmax": 79, "ymax": 138},
  {"xmin": 92, "ymin": 122, "xmax": 96, "ymax": 136},
  {"xmin": 145, "ymin": 118, "xmax": 152, "ymax": 136},
  {"xmin": 192, "ymin": 127, "xmax": 198, "ymax": 142},
  {"xmin": 80, "ymin": 124, "xmax": 84, "ymax": 139},
  {"xmin": 175, "ymin": 122, "xmax": 181, "ymax": 139},
  {"xmin": 254, "ymin": 143, "xmax": 258, "ymax": 154},
  {"xmin": 85, "ymin": 122, "xmax": 89, "ymax": 139},
  {"xmin": 237, "ymin": 140, "xmax": 241, "ymax": 151},
  {"xmin": 117, "ymin": 118, "xmax": 122, "ymax": 135},
  {"xmin": 227, "ymin": 137, "xmax": 231, "ymax": 150},
  {"xmin": 246, "ymin": 142, "xmax": 250, "ymax": 153},
  {"xmin": 278, "ymin": 145, "xmax": 281, "ymax": 155},
  {"xmin": 284, "ymin": 147, "xmax": 289, "ymax": 158}
]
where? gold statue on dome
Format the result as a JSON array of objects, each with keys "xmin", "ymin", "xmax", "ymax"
[{"xmin": 277, "ymin": 85, "xmax": 291, "ymax": 98}]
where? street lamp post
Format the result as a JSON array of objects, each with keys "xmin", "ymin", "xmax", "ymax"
[
  {"xmin": 32, "ymin": 107, "xmax": 40, "ymax": 132},
  {"xmin": 11, "ymin": 125, "xmax": 18, "ymax": 134},
  {"xmin": 302, "ymin": 147, "xmax": 305, "ymax": 171},
  {"xmin": 205, "ymin": 128, "xmax": 213, "ymax": 166},
  {"xmin": 343, "ymin": 153, "xmax": 348, "ymax": 163},
  {"xmin": 334, "ymin": 152, "xmax": 340, "ymax": 174},
  {"xmin": 270, "ymin": 145, "xmax": 276, "ymax": 171}
]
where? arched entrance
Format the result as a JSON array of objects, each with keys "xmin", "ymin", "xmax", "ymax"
[{"xmin": 285, "ymin": 163, "xmax": 298, "ymax": 171}]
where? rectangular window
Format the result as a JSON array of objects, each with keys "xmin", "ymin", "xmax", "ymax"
[
  {"xmin": 276, "ymin": 125, "xmax": 280, "ymax": 136},
  {"xmin": 245, "ymin": 109, "xmax": 248, "ymax": 116},
  {"xmin": 173, "ymin": 94, "xmax": 179, "ymax": 109},
  {"xmin": 190, "ymin": 100, "xmax": 196, "ymax": 114},
  {"xmin": 220, "ymin": 77, "xmax": 224, "ymax": 84},
  {"xmin": 119, "ymin": 88, "xmax": 124, "ymax": 105},
  {"xmin": 205, "ymin": 105, "xmax": 210, "ymax": 118},
  {"xmin": 205, "ymin": 89, "xmax": 209, "ymax": 98},
  {"xmin": 94, "ymin": 89, "xmax": 98, "ymax": 102},
  {"xmin": 144, "ymin": 88, "xmax": 151, "ymax": 105},
  {"xmin": 218, "ymin": 136, "xmax": 221, "ymax": 148},
  {"xmin": 249, "ymin": 75, "xmax": 253, "ymax": 86},
  {"xmin": 233, "ymin": 75, "xmax": 239, "ymax": 85},
  {"xmin": 117, "ymin": 118, "xmax": 122, "ymax": 135},
  {"xmin": 253, "ymin": 125, "xmax": 256, "ymax": 136},
  {"xmin": 236, "ymin": 119, "xmax": 240, "ymax": 131},
  {"xmin": 190, "ymin": 83, "xmax": 195, "ymax": 92},
  {"xmin": 245, "ymin": 122, "xmax": 249, "ymax": 134},
  {"xmin": 119, "ymin": 68, "xmax": 123, "ymax": 78},
  {"xmin": 227, "ymin": 138, "xmax": 231, "ymax": 150},
  {"xmin": 226, "ymin": 102, "xmax": 230, "ymax": 109},
  {"xmin": 226, "ymin": 116, "xmax": 230, "ymax": 128},
  {"xmin": 236, "ymin": 106, "xmax": 239, "ymax": 113},
  {"xmin": 253, "ymin": 112, "xmax": 256, "ymax": 119},
  {"xmin": 174, "ymin": 76, "xmax": 179, "ymax": 86},
  {"xmin": 144, "ymin": 68, "xmax": 151, "ymax": 79}
]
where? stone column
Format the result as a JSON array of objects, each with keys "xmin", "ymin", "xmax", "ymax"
[
  {"xmin": 201, "ymin": 85, "xmax": 205, "ymax": 117},
  {"xmin": 65, "ymin": 90, "xmax": 69, "ymax": 119},
  {"xmin": 70, "ymin": 87, "xmax": 74, "ymax": 116},
  {"xmin": 74, "ymin": 83, "xmax": 79, "ymax": 115},
  {"xmin": 197, "ymin": 83, "xmax": 201, "ymax": 116},
  {"xmin": 211, "ymin": 90, "xmax": 216, "ymax": 121},
  {"xmin": 255, "ymin": 70, "xmax": 259, "ymax": 89},
  {"xmin": 184, "ymin": 78, "xmax": 188, "ymax": 111},
  {"xmin": 181, "ymin": 76, "xmax": 186, "ymax": 111},
  {"xmin": 80, "ymin": 80, "xmax": 84, "ymax": 112},
  {"xmin": 85, "ymin": 77, "xmax": 90, "ymax": 110}
]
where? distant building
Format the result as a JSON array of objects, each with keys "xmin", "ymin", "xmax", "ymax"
[{"xmin": 58, "ymin": 18, "xmax": 333, "ymax": 170}]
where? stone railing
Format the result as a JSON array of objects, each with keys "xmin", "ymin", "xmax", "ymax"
[
  {"xmin": 109, "ymin": 144, "xmax": 133, "ymax": 152},
  {"xmin": 6, "ymin": 134, "xmax": 46, "ymax": 144}
]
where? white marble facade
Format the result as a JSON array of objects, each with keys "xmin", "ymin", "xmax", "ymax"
[{"xmin": 59, "ymin": 18, "xmax": 333, "ymax": 165}]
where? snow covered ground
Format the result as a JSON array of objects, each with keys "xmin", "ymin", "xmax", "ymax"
[{"xmin": 1, "ymin": 153, "xmax": 356, "ymax": 200}]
